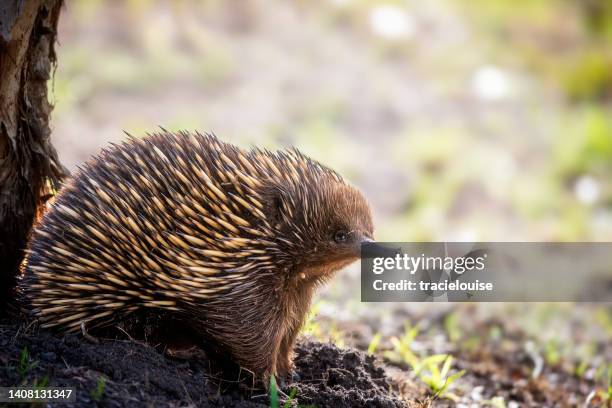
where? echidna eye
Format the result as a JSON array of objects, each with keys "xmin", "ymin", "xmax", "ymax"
[{"xmin": 334, "ymin": 230, "xmax": 348, "ymax": 243}]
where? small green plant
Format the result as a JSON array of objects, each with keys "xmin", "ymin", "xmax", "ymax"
[
  {"xmin": 283, "ymin": 388, "xmax": 298, "ymax": 408},
  {"xmin": 544, "ymin": 339, "xmax": 561, "ymax": 366},
  {"xmin": 597, "ymin": 364, "xmax": 612, "ymax": 402},
  {"xmin": 34, "ymin": 375, "xmax": 49, "ymax": 388},
  {"xmin": 383, "ymin": 323, "xmax": 420, "ymax": 367},
  {"xmin": 575, "ymin": 360, "xmax": 589, "ymax": 378},
  {"xmin": 367, "ymin": 333, "xmax": 382, "ymax": 355},
  {"xmin": 17, "ymin": 347, "xmax": 38, "ymax": 378},
  {"xmin": 269, "ymin": 375, "xmax": 306, "ymax": 408},
  {"xmin": 380, "ymin": 323, "xmax": 464, "ymax": 398},
  {"xmin": 443, "ymin": 313, "xmax": 462, "ymax": 343},
  {"xmin": 414, "ymin": 355, "xmax": 465, "ymax": 397},
  {"xmin": 269, "ymin": 375, "xmax": 279, "ymax": 408},
  {"xmin": 91, "ymin": 375, "xmax": 106, "ymax": 402}
]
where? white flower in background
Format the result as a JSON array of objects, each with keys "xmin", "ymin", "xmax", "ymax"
[
  {"xmin": 574, "ymin": 175, "xmax": 600, "ymax": 204},
  {"xmin": 471, "ymin": 65, "xmax": 512, "ymax": 101},
  {"xmin": 369, "ymin": 5, "xmax": 415, "ymax": 40}
]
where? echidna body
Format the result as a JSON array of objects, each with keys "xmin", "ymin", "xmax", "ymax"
[{"xmin": 21, "ymin": 131, "xmax": 373, "ymax": 379}]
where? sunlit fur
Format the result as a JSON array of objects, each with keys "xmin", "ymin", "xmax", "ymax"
[{"xmin": 21, "ymin": 131, "xmax": 373, "ymax": 379}]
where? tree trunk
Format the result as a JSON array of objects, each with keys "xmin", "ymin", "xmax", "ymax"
[{"xmin": 0, "ymin": 0, "xmax": 66, "ymax": 313}]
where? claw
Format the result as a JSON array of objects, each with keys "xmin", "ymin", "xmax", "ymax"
[{"xmin": 80, "ymin": 321, "xmax": 99, "ymax": 344}]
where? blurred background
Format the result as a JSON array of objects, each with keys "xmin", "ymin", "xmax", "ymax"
[{"xmin": 51, "ymin": 0, "xmax": 610, "ymax": 404}]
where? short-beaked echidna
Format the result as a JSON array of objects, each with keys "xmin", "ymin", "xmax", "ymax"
[{"xmin": 21, "ymin": 131, "xmax": 373, "ymax": 379}]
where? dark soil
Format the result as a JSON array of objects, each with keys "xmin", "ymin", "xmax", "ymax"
[
  {"xmin": 2, "ymin": 313, "xmax": 609, "ymax": 407},
  {"xmin": 0, "ymin": 319, "xmax": 407, "ymax": 407},
  {"xmin": 292, "ymin": 342, "xmax": 404, "ymax": 407}
]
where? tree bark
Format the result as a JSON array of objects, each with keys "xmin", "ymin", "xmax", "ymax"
[{"xmin": 0, "ymin": 0, "xmax": 66, "ymax": 313}]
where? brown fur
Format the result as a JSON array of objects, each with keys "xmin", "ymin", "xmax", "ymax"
[{"xmin": 20, "ymin": 131, "xmax": 373, "ymax": 379}]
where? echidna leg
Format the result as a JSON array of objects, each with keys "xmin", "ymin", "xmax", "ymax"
[
  {"xmin": 276, "ymin": 323, "xmax": 300, "ymax": 378},
  {"xmin": 259, "ymin": 338, "xmax": 281, "ymax": 388}
]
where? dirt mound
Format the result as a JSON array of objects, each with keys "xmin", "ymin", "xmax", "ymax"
[
  {"xmin": 0, "ymin": 320, "xmax": 406, "ymax": 407},
  {"xmin": 291, "ymin": 342, "xmax": 404, "ymax": 407}
]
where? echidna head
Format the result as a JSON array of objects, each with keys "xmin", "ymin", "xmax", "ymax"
[
  {"xmin": 302, "ymin": 182, "xmax": 374, "ymax": 279},
  {"xmin": 266, "ymin": 155, "xmax": 374, "ymax": 281}
]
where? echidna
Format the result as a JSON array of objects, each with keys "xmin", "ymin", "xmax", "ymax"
[{"xmin": 21, "ymin": 131, "xmax": 373, "ymax": 379}]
